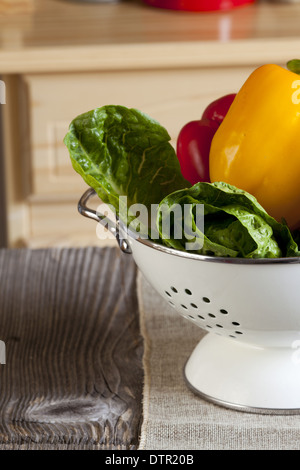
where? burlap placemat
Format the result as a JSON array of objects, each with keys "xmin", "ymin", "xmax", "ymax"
[{"xmin": 137, "ymin": 271, "xmax": 300, "ymax": 450}]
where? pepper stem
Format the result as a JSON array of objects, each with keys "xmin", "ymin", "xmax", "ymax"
[{"xmin": 287, "ymin": 59, "xmax": 300, "ymax": 75}]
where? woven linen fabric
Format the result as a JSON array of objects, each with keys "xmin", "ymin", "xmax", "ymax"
[{"xmin": 137, "ymin": 271, "xmax": 300, "ymax": 450}]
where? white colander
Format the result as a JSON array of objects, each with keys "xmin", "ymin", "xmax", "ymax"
[{"xmin": 79, "ymin": 188, "xmax": 300, "ymax": 415}]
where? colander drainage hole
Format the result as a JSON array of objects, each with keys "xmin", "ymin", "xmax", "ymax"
[
  {"xmin": 198, "ymin": 315, "xmax": 205, "ymax": 320},
  {"xmin": 185, "ymin": 289, "xmax": 192, "ymax": 295},
  {"xmin": 165, "ymin": 291, "xmax": 171, "ymax": 297},
  {"xmin": 181, "ymin": 304, "xmax": 188, "ymax": 309},
  {"xmin": 208, "ymin": 313, "xmax": 215, "ymax": 318},
  {"xmin": 203, "ymin": 297, "xmax": 210, "ymax": 303},
  {"xmin": 190, "ymin": 303, "xmax": 198, "ymax": 309},
  {"xmin": 220, "ymin": 309, "xmax": 228, "ymax": 314},
  {"xmin": 171, "ymin": 286, "xmax": 178, "ymax": 293}
]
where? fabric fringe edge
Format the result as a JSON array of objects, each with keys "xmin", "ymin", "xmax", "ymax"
[{"xmin": 136, "ymin": 271, "xmax": 151, "ymax": 450}]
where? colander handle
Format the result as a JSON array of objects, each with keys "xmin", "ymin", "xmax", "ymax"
[{"xmin": 78, "ymin": 188, "xmax": 132, "ymax": 254}]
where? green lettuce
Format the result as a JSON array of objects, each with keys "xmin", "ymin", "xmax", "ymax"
[
  {"xmin": 65, "ymin": 105, "xmax": 299, "ymax": 258},
  {"xmin": 64, "ymin": 105, "xmax": 190, "ymax": 232},
  {"xmin": 157, "ymin": 181, "xmax": 299, "ymax": 258}
]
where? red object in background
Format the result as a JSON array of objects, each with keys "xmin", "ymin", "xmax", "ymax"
[
  {"xmin": 143, "ymin": 0, "xmax": 255, "ymax": 12},
  {"xmin": 176, "ymin": 93, "xmax": 236, "ymax": 185}
]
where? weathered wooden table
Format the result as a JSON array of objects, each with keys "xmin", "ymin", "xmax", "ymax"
[{"xmin": 0, "ymin": 247, "xmax": 144, "ymax": 450}]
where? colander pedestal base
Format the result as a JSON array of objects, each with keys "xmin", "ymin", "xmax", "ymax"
[{"xmin": 184, "ymin": 334, "xmax": 300, "ymax": 414}]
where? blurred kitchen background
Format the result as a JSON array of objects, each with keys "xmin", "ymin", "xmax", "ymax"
[{"xmin": 1, "ymin": 0, "xmax": 300, "ymax": 249}]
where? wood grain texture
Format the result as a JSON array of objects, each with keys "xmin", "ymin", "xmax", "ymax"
[{"xmin": 0, "ymin": 247, "xmax": 143, "ymax": 449}]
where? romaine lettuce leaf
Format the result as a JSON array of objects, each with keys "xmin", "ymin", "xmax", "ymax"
[
  {"xmin": 64, "ymin": 105, "xmax": 190, "ymax": 231},
  {"xmin": 157, "ymin": 181, "xmax": 299, "ymax": 258}
]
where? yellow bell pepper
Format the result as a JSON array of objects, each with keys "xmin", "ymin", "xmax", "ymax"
[{"xmin": 209, "ymin": 63, "xmax": 300, "ymax": 229}]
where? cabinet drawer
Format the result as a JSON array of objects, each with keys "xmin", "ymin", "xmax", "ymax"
[
  {"xmin": 24, "ymin": 66, "xmax": 253, "ymax": 198},
  {"xmin": 28, "ymin": 198, "xmax": 118, "ymax": 248}
]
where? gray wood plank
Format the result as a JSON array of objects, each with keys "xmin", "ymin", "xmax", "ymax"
[{"xmin": 0, "ymin": 247, "xmax": 143, "ymax": 449}]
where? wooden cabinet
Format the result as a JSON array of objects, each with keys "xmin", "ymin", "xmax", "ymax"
[
  {"xmin": 1, "ymin": 0, "xmax": 300, "ymax": 248},
  {"xmin": 3, "ymin": 66, "xmax": 257, "ymax": 247}
]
